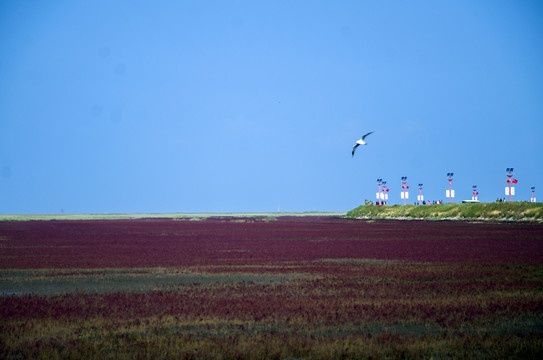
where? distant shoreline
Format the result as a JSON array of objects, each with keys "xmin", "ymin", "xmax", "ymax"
[
  {"xmin": 0, "ymin": 212, "xmax": 347, "ymax": 221},
  {"xmin": 2, "ymin": 203, "xmax": 542, "ymax": 222}
]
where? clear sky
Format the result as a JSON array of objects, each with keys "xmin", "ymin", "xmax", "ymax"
[{"xmin": 1, "ymin": 0, "xmax": 542, "ymax": 213}]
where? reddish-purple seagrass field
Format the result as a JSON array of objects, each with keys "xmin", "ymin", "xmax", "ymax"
[
  {"xmin": 1, "ymin": 217, "xmax": 542, "ymax": 359},
  {"xmin": 1, "ymin": 217, "xmax": 542, "ymax": 268}
]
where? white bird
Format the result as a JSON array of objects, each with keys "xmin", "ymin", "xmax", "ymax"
[{"xmin": 352, "ymin": 131, "xmax": 374, "ymax": 156}]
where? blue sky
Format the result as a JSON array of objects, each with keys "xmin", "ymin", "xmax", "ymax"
[{"xmin": 1, "ymin": 0, "xmax": 542, "ymax": 213}]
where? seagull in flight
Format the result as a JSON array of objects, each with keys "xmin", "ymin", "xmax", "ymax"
[{"xmin": 352, "ymin": 131, "xmax": 374, "ymax": 156}]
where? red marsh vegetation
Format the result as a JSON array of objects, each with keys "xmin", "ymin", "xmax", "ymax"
[
  {"xmin": 1, "ymin": 217, "xmax": 542, "ymax": 359},
  {"xmin": 0, "ymin": 217, "xmax": 542, "ymax": 268}
]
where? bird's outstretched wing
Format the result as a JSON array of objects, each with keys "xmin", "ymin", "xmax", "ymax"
[
  {"xmin": 352, "ymin": 143, "xmax": 360, "ymax": 156},
  {"xmin": 361, "ymin": 131, "xmax": 374, "ymax": 140}
]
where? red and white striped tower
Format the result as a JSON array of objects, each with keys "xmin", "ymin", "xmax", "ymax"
[
  {"xmin": 506, "ymin": 168, "xmax": 515, "ymax": 202},
  {"xmin": 418, "ymin": 184, "xmax": 423, "ymax": 205},
  {"xmin": 382, "ymin": 181, "xmax": 388, "ymax": 205},
  {"xmin": 531, "ymin": 187, "xmax": 536, "ymax": 203},
  {"xmin": 446, "ymin": 172, "xmax": 454, "ymax": 203},
  {"xmin": 472, "ymin": 185, "xmax": 478, "ymax": 201},
  {"xmin": 401, "ymin": 176, "xmax": 408, "ymax": 205},
  {"xmin": 376, "ymin": 178, "xmax": 382, "ymax": 204}
]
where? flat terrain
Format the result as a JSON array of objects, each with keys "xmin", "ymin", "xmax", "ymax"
[
  {"xmin": 0, "ymin": 212, "xmax": 345, "ymax": 221},
  {"xmin": 1, "ymin": 217, "xmax": 542, "ymax": 358}
]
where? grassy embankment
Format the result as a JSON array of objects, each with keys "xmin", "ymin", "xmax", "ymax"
[{"xmin": 347, "ymin": 202, "xmax": 543, "ymax": 221}]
